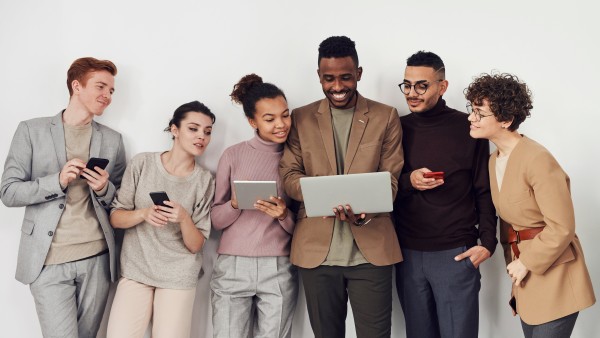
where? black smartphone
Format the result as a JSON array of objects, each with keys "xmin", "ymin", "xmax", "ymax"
[
  {"xmin": 80, "ymin": 157, "xmax": 109, "ymax": 179},
  {"xmin": 509, "ymin": 296, "xmax": 517, "ymax": 314},
  {"xmin": 149, "ymin": 191, "xmax": 171, "ymax": 208}
]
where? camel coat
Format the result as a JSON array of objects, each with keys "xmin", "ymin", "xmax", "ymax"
[{"xmin": 491, "ymin": 136, "xmax": 595, "ymax": 325}]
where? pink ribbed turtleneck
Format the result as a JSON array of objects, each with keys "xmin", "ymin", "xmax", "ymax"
[{"xmin": 210, "ymin": 133, "xmax": 295, "ymax": 256}]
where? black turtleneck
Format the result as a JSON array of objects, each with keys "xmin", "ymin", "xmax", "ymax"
[{"xmin": 393, "ymin": 98, "xmax": 498, "ymax": 254}]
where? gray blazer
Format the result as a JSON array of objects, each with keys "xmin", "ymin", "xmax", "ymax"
[{"xmin": 1, "ymin": 112, "xmax": 126, "ymax": 284}]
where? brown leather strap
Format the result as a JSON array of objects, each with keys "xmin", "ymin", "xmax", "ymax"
[{"xmin": 506, "ymin": 226, "xmax": 544, "ymax": 258}]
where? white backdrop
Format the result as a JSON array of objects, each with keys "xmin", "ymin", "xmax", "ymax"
[{"xmin": 1, "ymin": 1, "xmax": 599, "ymax": 337}]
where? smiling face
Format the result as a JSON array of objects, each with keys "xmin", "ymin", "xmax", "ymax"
[
  {"xmin": 71, "ymin": 70, "xmax": 115, "ymax": 117},
  {"xmin": 467, "ymin": 99, "xmax": 508, "ymax": 140},
  {"xmin": 171, "ymin": 111, "xmax": 213, "ymax": 156},
  {"xmin": 318, "ymin": 56, "xmax": 362, "ymax": 109},
  {"xmin": 402, "ymin": 66, "xmax": 447, "ymax": 113},
  {"xmin": 248, "ymin": 95, "xmax": 291, "ymax": 144}
]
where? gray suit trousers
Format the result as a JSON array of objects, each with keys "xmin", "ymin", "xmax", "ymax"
[{"xmin": 30, "ymin": 252, "xmax": 110, "ymax": 338}]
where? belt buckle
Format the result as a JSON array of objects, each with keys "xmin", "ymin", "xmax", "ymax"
[{"xmin": 515, "ymin": 230, "xmax": 520, "ymax": 244}]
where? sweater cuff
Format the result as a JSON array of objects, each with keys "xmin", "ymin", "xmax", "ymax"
[
  {"xmin": 278, "ymin": 212, "xmax": 295, "ymax": 234},
  {"xmin": 226, "ymin": 202, "xmax": 243, "ymax": 220},
  {"xmin": 480, "ymin": 236, "xmax": 497, "ymax": 256}
]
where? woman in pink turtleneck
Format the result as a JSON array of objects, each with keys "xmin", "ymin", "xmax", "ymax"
[{"xmin": 210, "ymin": 74, "xmax": 297, "ymax": 338}]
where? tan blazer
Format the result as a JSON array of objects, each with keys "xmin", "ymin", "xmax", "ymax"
[
  {"xmin": 490, "ymin": 136, "xmax": 595, "ymax": 325},
  {"xmin": 280, "ymin": 94, "xmax": 404, "ymax": 268}
]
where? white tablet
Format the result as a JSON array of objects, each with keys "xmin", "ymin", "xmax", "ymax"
[
  {"xmin": 233, "ymin": 181, "xmax": 278, "ymax": 210},
  {"xmin": 299, "ymin": 172, "xmax": 393, "ymax": 217}
]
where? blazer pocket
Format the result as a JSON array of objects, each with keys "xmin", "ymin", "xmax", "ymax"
[
  {"xmin": 21, "ymin": 219, "xmax": 35, "ymax": 235},
  {"xmin": 507, "ymin": 189, "xmax": 532, "ymax": 204},
  {"xmin": 550, "ymin": 243, "xmax": 576, "ymax": 268},
  {"xmin": 359, "ymin": 141, "xmax": 380, "ymax": 149}
]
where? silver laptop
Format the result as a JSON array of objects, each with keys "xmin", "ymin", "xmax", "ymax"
[{"xmin": 299, "ymin": 172, "xmax": 393, "ymax": 217}]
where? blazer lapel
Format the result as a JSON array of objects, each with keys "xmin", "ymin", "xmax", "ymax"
[
  {"xmin": 494, "ymin": 135, "xmax": 526, "ymax": 216},
  {"xmin": 316, "ymin": 99, "xmax": 337, "ymax": 174},
  {"xmin": 50, "ymin": 112, "xmax": 67, "ymax": 168},
  {"xmin": 344, "ymin": 94, "xmax": 368, "ymax": 174},
  {"xmin": 89, "ymin": 120, "xmax": 102, "ymax": 158}
]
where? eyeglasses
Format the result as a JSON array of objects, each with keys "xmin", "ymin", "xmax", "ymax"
[
  {"xmin": 399, "ymin": 67, "xmax": 446, "ymax": 95},
  {"xmin": 466, "ymin": 103, "xmax": 494, "ymax": 122},
  {"xmin": 398, "ymin": 80, "xmax": 442, "ymax": 95}
]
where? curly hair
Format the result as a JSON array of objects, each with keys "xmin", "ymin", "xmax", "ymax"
[
  {"xmin": 464, "ymin": 73, "xmax": 533, "ymax": 131},
  {"xmin": 230, "ymin": 74, "xmax": 286, "ymax": 119},
  {"xmin": 318, "ymin": 36, "xmax": 359, "ymax": 67}
]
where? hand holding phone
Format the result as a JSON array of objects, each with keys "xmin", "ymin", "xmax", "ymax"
[
  {"xmin": 423, "ymin": 171, "xmax": 444, "ymax": 180},
  {"xmin": 80, "ymin": 157, "xmax": 109, "ymax": 179},
  {"xmin": 150, "ymin": 191, "xmax": 171, "ymax": 208}
]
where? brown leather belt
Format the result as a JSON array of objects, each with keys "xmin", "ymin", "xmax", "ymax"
[{"xmin": 506, "ymin": 226, "xmax": 544, "ymax": 258}]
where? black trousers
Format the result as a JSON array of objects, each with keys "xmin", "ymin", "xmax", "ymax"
[{"xmin": 298, "ymin": 263, "xmax": 393, "ymax": 338}]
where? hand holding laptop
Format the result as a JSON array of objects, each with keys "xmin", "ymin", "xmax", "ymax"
[
  {"xmin": 299, "ymin": 172, "xmax": 393, "ymax": 223},
  {"xmin": 331, "ymin": 204, "xmax": 368, "ymax": 226}
]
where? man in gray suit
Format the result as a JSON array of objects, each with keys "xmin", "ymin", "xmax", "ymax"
[{"xmin": 1, "ymin": 57, "xmax": 126, "ymax": 338}]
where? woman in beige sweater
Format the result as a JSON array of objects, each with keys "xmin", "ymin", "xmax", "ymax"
[{"xmin": 106, "ymin": 101, "xmax": 216, "ymax": 338}]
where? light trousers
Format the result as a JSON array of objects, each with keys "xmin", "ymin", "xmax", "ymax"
[
  {"xmin": 106, "ymin": 277, "xmax": 196, "ymax": 338},
  {"xmin": 29, "ymin": 252, "xmax": 110, "ymax": 338},
  {"xmin": 210, "ymin": 255, "xmax": 298, "ymax": 338}
]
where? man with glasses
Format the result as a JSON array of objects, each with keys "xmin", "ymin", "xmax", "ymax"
[{"xmin": 393, "ymin": 51, "xmax": 497, "ymax": 338}]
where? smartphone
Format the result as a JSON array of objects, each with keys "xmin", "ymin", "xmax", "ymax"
[
  {"xmin": 149, "ymin": 191, "xmax": 171, "ymax": 208},
  {"xmin": 509, "ymin": 296, "xmax": 517, "ymax": 314},
  {"xmin": 80, "ymin": 157, "xmax": 109, "ymax": 179},
  {"xmin": 423, "ymin": 171, "xmax": 444, "ymax": 180}
]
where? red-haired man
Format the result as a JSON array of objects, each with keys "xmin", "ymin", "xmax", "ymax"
[{"xmin": 1, "ymin": 57, "xmax": 126, "ymax": 337}]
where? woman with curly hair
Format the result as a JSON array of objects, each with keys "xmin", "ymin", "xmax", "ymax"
[
  {"xmin": 465, "ymin": 73, "xmax": 595, "ymax": 338},
  {"xmin": 210, "ymin": 74, "xmax": 297, "ymax": 338}
]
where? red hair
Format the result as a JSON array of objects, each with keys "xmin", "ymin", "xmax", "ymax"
[{"xmin": 66, "ymin": 57, "xmax": 117, "ymax": 96}]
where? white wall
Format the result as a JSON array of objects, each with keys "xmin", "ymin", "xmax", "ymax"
[{"xmin": 1, "ymin": 1, "xmax": 599, "ymax": 337}]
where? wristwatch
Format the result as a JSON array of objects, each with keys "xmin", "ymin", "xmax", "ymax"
[{"xmin": 353, "ymin": 216, "xmax": 368, "ymax": 226}]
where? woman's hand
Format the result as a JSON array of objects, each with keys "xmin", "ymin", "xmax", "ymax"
[
  {"xmin": 230, "ymin": 187, "xmax": 239, "ymax": 209},
  {"xmin": 141, "ymin": 205, "xmax": 169, "ymax": 227},
  {"xmin": 254, "ymin": 196, "xmax": 288, "ymax": 220},
  {"xmin": 507, "ymin": 258, "xmax": 529, "ymax": 287},
  {"xmin": 156, "ymin": 200, "xmax": 204, "ymax": 254},
  {"xmin": 159, "ymin": 200, "xmax": 191, "ymax": 224}
]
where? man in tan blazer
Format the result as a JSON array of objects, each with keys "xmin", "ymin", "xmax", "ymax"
[{"xmin": 280, "ymin": 36, "xmax": 403, "ymax": 338}]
